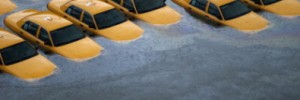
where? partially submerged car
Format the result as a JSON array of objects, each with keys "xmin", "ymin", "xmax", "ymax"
[
  {"xmin": 172, "ymin": 0, "xmax": 269, "ymax": 31},
  {"xmin": 4, "ymin": 9, "xmax": 103, "ymax": 60},
  {"xmin": 0, "ymin": 28, "xmax": 56, "ymax": 80},
  {"xmin": 240, "ymin": 0, "xmax": 300, "ymax": 16},
  {"xmin": 48, "ymin": 0, "xmax": 144, "ymax": 41},
  {"xmin": 0, "ymin": 0, "xmax": 17, "ymax": 15},
  {"xmin": 102, "ymin": 0, "xmax": 182, "ymax": 24}
]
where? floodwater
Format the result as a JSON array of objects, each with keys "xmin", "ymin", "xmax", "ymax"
[{"xmin": 0, "ymin": 0, "xmax": 300, "ymax": 100}]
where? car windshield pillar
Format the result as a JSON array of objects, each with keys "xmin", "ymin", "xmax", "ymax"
[
  {"xmin": 83, "ymin": 11, "xmax": 99, "ymax": 29},
  {"xmin": 208, "ymin": 2, "xmax": 224, "ymax": 20},
  {"xmin": 38, "ymin": 28, "xmax": 54, "ymax": 46},
  {"xmin": 0, "ymin": 53, "xmax": 4, "ymax": 66},
  {"xmin": 121, "ymin": 0, "xmax": 138, "ymax": 13}
]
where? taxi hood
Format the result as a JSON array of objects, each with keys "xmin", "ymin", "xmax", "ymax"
[
  {"xmin": 2, "ymin": 54, "xmax": 56, "ymax": 80},
  {"xmin": 224, "ymin": 12, "xmax": 269, "ymax": 31},
  {"xmin": 96, "ymin": 20, "xmax": 144, "ymax": 41},
  {"xmin": 52, "ymin": 37, "xmax": 103, "ymax": 60},
  {"xmin": 262, "ymin": 0, "xmax": 300, "ymax": 16}
]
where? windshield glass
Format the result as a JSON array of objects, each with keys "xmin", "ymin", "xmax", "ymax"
[
  {"xmin": 220, "ymin": 1, "xmax": 251, "ymax": 20},
  {"xmin": 134, "ymin": 0, "xmax": 166, "ymax": 13},
  {"xmin": 94, "ymin": 9, "xmax": 127, "ymax": 29},
  {"xmin": 1, "ymin": 42, "xmax": 38, "ymax": 65},
  {"xmin": 50, "ymin": 25, "xmax": 85, "ymax": 46},
  {"xmin": 262, "ymin": 0, "xmax": 281, "ymax": 5}
]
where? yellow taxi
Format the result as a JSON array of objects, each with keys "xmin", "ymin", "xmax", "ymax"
[
  {"xmin": 241, "ymin": 0, "xmax": 300, "ymax": 16},
  {"xmin": 0, "ymin": 0, "xmax": 17, "ymax": 15},
  {"xmin": 4, "ymin": 9, "xmax": 103, "ymax": 60},
  {"xmin": 0, "ymin": 28, "xmax": 56, "ymax": 80},
  {"xmin": 48, "ymin": 0, "xmax": 144, "ymax": 41},
  {"xmin": 172, "ymin": 0, "xmax": 269, "ymax": 31},
  {"xmin": 101, "ymin": 0, "xmax": 182, "ymax": 24}
]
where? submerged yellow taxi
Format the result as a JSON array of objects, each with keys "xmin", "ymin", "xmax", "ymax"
[
  {"xmin": 241, "ymin": 0, "xmax": 300, "ymax": 16},
  {"xmin": 102, "ymin": 0, "xmax": 182, "ymax": 24},
  {"xmin": 172, "ymin": 0, "xmax": 269, "ymax": 31},
  {"xmin": 4, "ymin": 9, "xmax": 103, "ymax": 60},
  {"xmin": 0, "ymin": 0, "xmax": 17, "ymax": 15},
  {"xmin": 0, "ymin": 28, "xmax": 56, "ymax": 80},
  {"xmin": 48, "ymin": 0, "xmax": 144, "ymax": 41}
]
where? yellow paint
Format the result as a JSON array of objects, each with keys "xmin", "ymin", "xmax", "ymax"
[
  {"xmin": 95, "ymin": 20, "xmax": 144, "ymax": 41},
  {"xmin": 102, "ymin": 0, "xmax": 182, "ymax": 25},
  {"xmin": 51, "ymin": 37, "xmax": 103, "ymax": 59},
  {"xmin": 223, "ymin": 12, "xmax": 269, "ymax": 31},
  {"xmin": 4, "ymin": 9, "xmax": 104, "ymax": 60},
  {"xmin": 242, "ymin": 0, "xmax": 300, "ymax": 16},
  {"xmin": 172, "ymin": 0, "xmax": 269, "ymax": 31},
  {"xmin": 48, "ymin": 0, "xmax": 144, "ymax": 41},
  {"xmin": 136, "ymin": 6, "xmax": 182, "ymax": 24},
  {"xmin": 0, "ymin": 28, "xmax": 56, "ymax": 80},
  {"xmin": 0, "ymin": 0, "xmax": 17, "ymax": 15}
]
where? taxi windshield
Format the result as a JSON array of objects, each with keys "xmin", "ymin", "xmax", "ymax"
[
  {"xmin": 1, "ymin": 42, "xmax": 38, "ymax": 65},
  {"xmin": 134, "ymin": 0, "xmax": 166, "ymax": 13},
  {"xmin": 94, "ymin": 9, "xmax": 127, "ymax": 29},
  {"xmin": 220, "ymin": 1, "xmax": 251, "ymax": 20},
  {"xmin": 262, "ymin": 0, "xmax": 281, "ymax": 5},
  {"xmin": 50, "ymin": 25, "xmax": 85, "ymax": 46}
]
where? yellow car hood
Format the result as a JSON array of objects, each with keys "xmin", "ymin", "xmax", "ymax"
[
  {"xmin": 136, "ymin": 6, "xmax": 181, "ymax": 24},
  {"xmin": 224, "ymin": 12, "xmax": 269, "ymax": 31},
  {"xmin": 1, "ymin": 54, "xmax": 56, "ymax": 80},
  {"xmin": 96, "ymin": 20, "xmax": 144, "ymax": 41},
  {"xmin": 0, "ymin": 0, "xmax": 17, "ymax": 15},
  {"xmin": 53, "ymin": 37, "xmax": 103, "ymax": 60},
  {"xmin": 262, "ymin": 0, "xmax": 300, "ymax": 16}
]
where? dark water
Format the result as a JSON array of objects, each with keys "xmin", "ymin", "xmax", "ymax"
[{"xmin": 0, "ymin": 0, "xmax": 300, "ymax": 100}]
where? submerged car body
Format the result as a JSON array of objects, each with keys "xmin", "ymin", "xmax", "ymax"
[
  {"xmin": 241, "ymin": 0, "xmax": 300, "ymax": 16},
  {"xmin": 0, "ymin": 28, "xmax": 56, "ymax": 80},
  {"xmin": 4, "ymin": 9, "xmax": 103, "ymax": 60},
  {"xmin": 102, "ymin": 0, "xmax": 182, "ymax": 24},
  {"xmin": 172, "ymin": 0, "xmax": 269, "ymax": 31},
  {"xmin": 0, "ymin": 0, "xmax": 17, "ymax": 15},
  {"xmin": 48, "ymin": 0, "xmax": 144, "ymax": 41}
]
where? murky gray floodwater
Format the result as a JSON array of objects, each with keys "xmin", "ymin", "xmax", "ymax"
[{"xmin": 1, "ymin": 0, "xmax": 300, "ymax": 100}]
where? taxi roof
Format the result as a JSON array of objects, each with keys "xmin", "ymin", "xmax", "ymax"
[
  {"xmin": 0, "ymin": 28, "xmax": 24, "ymax": 49},
  {"xmin": 68, "ymin": 0, "xmax": 114, "ymax": 14},
  {"xmin": 209, "ymin": 0, "xmax": 235, "ymax": 6},
  {"xmin": 27, "ymin": 11, "xmax": 72, "ymax": 31}
]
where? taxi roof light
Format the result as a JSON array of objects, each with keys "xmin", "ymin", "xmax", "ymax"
[
  {"xmin": 44, "ymin": 16, "xmax": 53, "ymax": 21},
  {"xmin": 86, "ymin": 1, "xmax": 96, "ymax": 6}
]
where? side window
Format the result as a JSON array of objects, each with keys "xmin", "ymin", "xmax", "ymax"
[
  {"xmin": 113, "ymin": 0, "xmax": 121, "ymax": 3},
  {"xmin": 83, "ymin": 12, "xmax": 96, "ymax": 29},
  {"xmin": 123, "ymin": 0, "xmax": 135, "ymax": 12},
  {"xmin": 208, "ymin": 3, "xmax": 222, "ymax": 19},
  {"xmin": 38, "ymin": 28, "xmax": 51, "ymax": 45},
  {"xmin": 251, "ymin": 0, "xmax": 262, "ymax": 5},
  {"xmin": 190, "ymin": 0, "xmax": 208, "ymax": 10},
  {"xmin": 66, "ymin": 5, "xmax": 83, "ymax": 20},
  {"xmin": 22, "ymin": 21, "xmax": 39, "ymax": 36}
]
